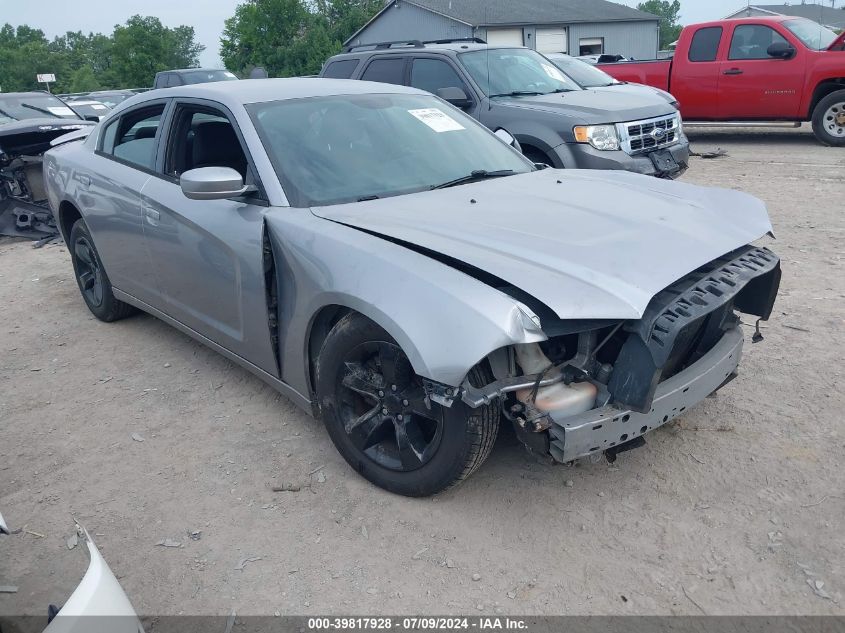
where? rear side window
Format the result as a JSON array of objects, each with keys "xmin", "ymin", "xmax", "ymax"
[
  {"xmin": 323, "ymin": 59, "xmax": 360, "ymax": 79},
  {"xmin": 688, "ymin": 27, "xmax": 723, "ymax": 62},
  {"xmin": 410, "ymin": 58, "xmax": 469, "ymax": 96},
  {"xmin": 100, "ymin": 104, "xmax": 165, "ymax": 171},
  {"xmin": 360, "ymin": 58, "xmax": 406, "ymax": 85}
]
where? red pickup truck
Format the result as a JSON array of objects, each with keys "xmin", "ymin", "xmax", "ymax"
[{"xmin": 599, "ymin": 17, "xmax": 845, "ymax": 146}]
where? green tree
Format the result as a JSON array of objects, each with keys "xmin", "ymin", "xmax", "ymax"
[
  {"xmin": 111, "ymin": 15, "xmax": 204, "ymax": 88},
  {"xmin": 637, "ymin": 0, "xmax": 683, "ymax": 49},
  {"xmin": 68, "ymin": 65, "xmax": 101, "ymax": 92},
  {"xmin": 221, "ymin": 0, "xmax": 382, "ymax": 77}
]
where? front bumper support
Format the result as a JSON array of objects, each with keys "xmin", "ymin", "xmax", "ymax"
[{"xmin": 548, "ymin": 325, "xmax": 744, "ymax": 464}]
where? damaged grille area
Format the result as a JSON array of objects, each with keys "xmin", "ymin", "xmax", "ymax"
[
  {"xmin": 607, "ymin": 246, "xmax": 781, "ymax": 412},
  {"xmin": 619, "ymin": 114, "xmax": 681, "ymax": 155}
]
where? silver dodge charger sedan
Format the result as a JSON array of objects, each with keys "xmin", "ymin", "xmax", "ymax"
[{"xmin": 44, "ymin": 79, "xmax": 781, "ymax": 497}]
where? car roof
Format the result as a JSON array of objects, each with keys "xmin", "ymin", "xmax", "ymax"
[
  {"xmin": 335, "ymin": 42, "xmax": 527, "ymax": 58},
  {"xmin": 690, "ymin": 15, "xmax": 795, "ymax": 29},
  {"xmin": 128, "ymin": 78, "xmax": 426, "ymax": 109},
  {"xmin": 161, "ymin": 68, "xmax": 231, "ymax": 74},
  {"xmin": 0, "ymin": 91, "xmax": 60, "ymax": 98}
]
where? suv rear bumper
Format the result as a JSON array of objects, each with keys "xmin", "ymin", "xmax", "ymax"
[
  {"xmin": 548, "ymin": 325, "xmax": 743, "ymax": 464},
  {"xmin": 555, "ymin": 139, "xmax": 690, "ymax": 178}
]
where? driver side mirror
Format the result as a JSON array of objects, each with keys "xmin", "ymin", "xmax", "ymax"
[
  {"xmin": 767, "ymin": 41, "xmax": 796, "ymax": 59},
  {"xmin": 436, "ymin": 87, "xmax": 473, "ymax": 109},
  {"xmin": 180, "ymin": 167, "xmax": 256, "ymax": 201},
  {"xmin": 493, "ymin": 128, "xmax": 522, "ymax": 152}
]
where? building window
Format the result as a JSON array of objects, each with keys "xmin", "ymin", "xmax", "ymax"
[{"xmin": 579, "ymin": 38, "xmax": 604, "ymax": 56}]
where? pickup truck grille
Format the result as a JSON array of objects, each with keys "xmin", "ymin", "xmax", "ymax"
[{"xmin": 618, "ymin": 114, "xmax": 681, "ymax": 155}]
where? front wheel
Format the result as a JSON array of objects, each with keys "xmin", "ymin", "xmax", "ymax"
[
  {"xmin": 811, "ymin": 89, "xmax": 845, "ymax": 147},
  {"xmin": 315, "ymin": 314, "xmax": 499, "ymax": 497}
]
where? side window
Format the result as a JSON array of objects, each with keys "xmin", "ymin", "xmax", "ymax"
[
  {"xmin": 688, "ymin": 27, "xmax": 723, "ymax": 62},
  {"xmin": 165, "ymin": 73, "xmax": 181, "ymax": 88},
  {"xmin": 165, "ymin": 105, "xmax": 249, "ymax": 181},
  {"xmin": 410, "ymin": 58, "xmax": 470, "ymax": 97},
  {"xmin": 729, "ymin": 25, "xmax": 788, "ymax": 60},
  {"xmin": 360, "ymin": 58, "xmax": 406, "ymax": 85},
  {"xmin": 323, "ymin": 59, "xmax": 360, "ymax": 79},
  {"xmin": 100, "ymin": 104, "xmax": 165, "ymax": 171},
  {"xmin": 100, "ymin": 119, "xmax": 118, "ymax": 154}
]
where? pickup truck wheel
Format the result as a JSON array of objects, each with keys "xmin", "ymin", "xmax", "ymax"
[
  {"xmin": 69, "ymin": 219, "xmax": 136, "ymax": 322},
  {"xmin": 812, "ymin": 90, "xmax": 845, "ymax": 147},
  {"xmin": 315, "ymin": 313, "xmax": 499, "ymax": 497}
]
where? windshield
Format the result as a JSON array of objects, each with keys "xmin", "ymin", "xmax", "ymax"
[
  {"xmin": 248, "ymin": 93, "xmax": 533, "ymax": 207},
  {"xmin": 67, "ymin": 102, "xmax": 109, "ymax": 118},
  {"xmin": 783, "ymin": 18, "xmax": 838, "ymax": 51},
  {"xmin": 91, "ymin": 93, "xmax": 132, "ymax": 108},
  {"xmin": 459, "ymin": 48, "xmax": 582, "ymax": 97},
  {"xmin": 0, "ymin": 94, "xmax": 80, "ymax": 124},
  {"xmin": 545, "ymin": 54, "xmax": 619, "ymax": 88},
  {"xmin": 182, "ymin": 70, "xmax": 238, "ymax": 84}
]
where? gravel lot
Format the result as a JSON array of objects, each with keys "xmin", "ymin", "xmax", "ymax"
[{"xmin": 1, "ymin": 125, "xmax": 843, "ymax": 618}]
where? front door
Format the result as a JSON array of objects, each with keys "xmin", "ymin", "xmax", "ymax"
[
  {"xmin": 718, "ymin": 23, "xmax": 806, "ymax": 119},
  {"xmin": 139, "ymin": 100, "xmax": 278, "ymax": 375}
]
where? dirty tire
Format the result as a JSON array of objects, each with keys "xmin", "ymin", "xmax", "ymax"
[
  {"xmin": 69, "ymin": 219, "xmax": 136, "ymax": 322},
  {"xmin": 811, "ymin": 89, "xmax": 845, "ymax": 147},
  {"xmin": 316, "ymin": 313, "xmax": 499, "ymax": 497}
]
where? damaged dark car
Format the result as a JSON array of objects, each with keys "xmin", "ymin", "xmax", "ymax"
[
  {"xmin": 0, "ymin": 92, "xmax": 94, "ymax": 239},
  {"xmin": 43, "ymin": 79, "xmax": 781, "ymax": 497}
]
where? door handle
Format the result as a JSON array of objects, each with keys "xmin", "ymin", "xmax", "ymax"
[{"xmin": 723, "ymin": 68, "xmax": 744, "ymax": 76}]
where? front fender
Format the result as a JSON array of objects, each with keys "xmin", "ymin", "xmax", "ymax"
[{"xmin": 266, "ymin": 210, "xmax": 546, "ymax": 395}]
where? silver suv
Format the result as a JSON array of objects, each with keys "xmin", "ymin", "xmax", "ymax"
[{"xmin": 321, "ymin": 39, "xmax": 690, "ymax": 178}]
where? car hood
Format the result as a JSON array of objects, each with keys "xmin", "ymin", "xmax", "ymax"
[
  {"xmin": 586, "ymin": 82, "xmax": 677, "ymax": 106},
  {"xmin": 0, "ymin": 118, "xmax": 94, "ymax": 156},
  {"xmin": 311, "ymin": 169, "xmax": 774, "ymax": 321},
  {"xmin": 493, "ymin": 89, "xmax": 675, "ymax": 124}
]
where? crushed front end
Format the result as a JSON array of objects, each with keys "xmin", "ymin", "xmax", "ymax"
[
  {"xmin": 0, "ymin": 119, "xmax": 91, "ymax": 239},
  {"xmin": 462, "ymin": 245, "xmax": 781, "ymax": 464}
]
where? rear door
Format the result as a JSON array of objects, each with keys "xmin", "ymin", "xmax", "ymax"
[
  {"xmin": 139, "ymin": 99, "xmax": 278, "ymax": 374},
  {"xmin": 84, "ymin": 100, "xmax": 170, "ymax": 304},
  {"xmin": 359, "ymin": 56, "xmax": 409, "ymax": 86},
  {"xmin": 718, "ymin": 23, "xmax": 806, "ymax": 119},
  {"xmin": 671, "ymin": 25, "xmax": 724, "ymax": 119}
]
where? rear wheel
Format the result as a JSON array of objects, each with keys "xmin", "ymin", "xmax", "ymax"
[
  {"xmin": 811, "ymin": 90, "xmax": 845, "ymax": 147},
  {"xmin": 315, "ymin": 313, "xmax": 499, "ymax": 497},
  {"xmin": 69, "ymin": 219, "xmax": 136, "ymax": 322}
]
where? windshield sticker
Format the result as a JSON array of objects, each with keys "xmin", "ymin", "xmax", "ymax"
[
  {"xmin": 541, "ymin": 63, "xmax": 567, "ymax": 82},
  {"xmin": 408, "ymin": 108, "xmax": 465, "ymax": 133},
  {"xmin": 47, "ymin": 106, "xmax": 75, "ymax": 116},
  {"xmin": 90, "ymin": 104, "xmax": 108, "ymax": 110}
]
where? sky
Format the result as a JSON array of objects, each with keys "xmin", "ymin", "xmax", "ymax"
[{"xmin": 2, "ymin": 0, "xmax": 841, "ymax": 68}]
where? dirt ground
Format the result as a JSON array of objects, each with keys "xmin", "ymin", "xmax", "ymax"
[{"xmin": 1, "ymin": 124, "xmax": 844, "ymax": 618}]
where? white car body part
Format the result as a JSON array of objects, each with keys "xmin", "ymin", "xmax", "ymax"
[{"xmin": 44, "ymin": 526, "xmax": 143, "ymax": 633}]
